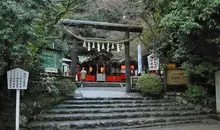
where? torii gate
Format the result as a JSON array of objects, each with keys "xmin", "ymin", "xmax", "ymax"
[{"xmin": 60, "ymin": 19, "xmax": 143, "ymax": 92}]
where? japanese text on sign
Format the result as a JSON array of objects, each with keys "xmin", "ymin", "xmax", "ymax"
[
  {"xmin": 147, "ymin": 54, "xmax": 159, "ymax": 70},
  {"xmin": 167, "ymin": 69, "xmax": 188, "ymax": 85},
  {"xmin": 7, "ymin": 68, "xmax": 29, "ymax": 90}
]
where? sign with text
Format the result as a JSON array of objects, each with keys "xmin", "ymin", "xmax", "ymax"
[
  {"xmin": 41, "ymin": 49, "xmax": 61, "ymax": 73},
  {"xmin": 7, "ymin": 68, "xmax": 29, "ymax": 90},
  {"xmin": 167, "ymin": 63, "xmax": 176, "ymax": 68},
  {"xmin": 7, "ymin": 68, "xmax": 29, "ymax": 130},
  {"xmin": 147, "ymin": 54, "xmax": 159, "ymax": 70},
  {"xmin": 167, "ymin": 69, "xmax": 188, "ymax": 85}
]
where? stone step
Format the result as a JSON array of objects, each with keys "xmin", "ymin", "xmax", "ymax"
[
  {"xmin": 54, "ymin": 102, "xmax": 179, "ymax": 109},
  {"xmin": 85, "ymin": 120, "xmax": 203, "ymax": 130},
  {"xmin": 28, "ymin": 115, "xmax": 208, "ymax": 129},
  {"xmin": 37, "ymin": 110, "xmax": 205, "ymax": 121},
  {"xmin": 47, "ymin": 106, "xmax": 195, "ymax": 114},
  {"xmin": 63, "ymin": 99, "xmax": 171, "ymax": 104},
  {"xmin": 83, "ymin": 82, "xmax": 121, "ymax": 87},
  {"xmin": 67, "ymin": 96, "xmax": 144, "ymax": 100}
]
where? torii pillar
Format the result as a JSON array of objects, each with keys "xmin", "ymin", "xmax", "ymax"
[
  {"xmin": 125, "ymin": 31, "xmax": 131, "ymax": 92},
  {"xmin": 70, "ymin": 38, "xmax": 77, "ymax": 81}
]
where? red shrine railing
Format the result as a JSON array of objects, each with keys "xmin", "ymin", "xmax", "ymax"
[
  {"xmin": 78, "ymin": 74, "xmax": 126, "ymax": 82},
  {"xmin": 86, "ymin": 75, "xmax": 96, "ymax": 82}
]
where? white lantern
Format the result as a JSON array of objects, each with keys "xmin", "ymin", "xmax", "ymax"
[
  {"xmin": 88, "ymin": 42, "xmax": 91, "ymax": 51},
  {"xmin": 82, "ymin": 41, "xmax": 87, "ymax": 47},
  {"xmin": 101, "ymin": 43, "xmax": 105, "ymax": 50},
  {"xmin": 107, "ymin": 43, "xmax": 110, "ymax": 52},
  {"xmin": 121, "ymin": 43, "xmax": 125, "ymax": 49},
  {"xmin": 92, "ymin": 42, "xmax": 95, "ymax": 48},
  {"xmin": 111, "ymin": 43, "xmax": 115, "ymax": 49}
]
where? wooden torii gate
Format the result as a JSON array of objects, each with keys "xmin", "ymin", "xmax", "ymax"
[{"xmin": 60, "ymin": 19, "xmax": 143, "ymax": 92}]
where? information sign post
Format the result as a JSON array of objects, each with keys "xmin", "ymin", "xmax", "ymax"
[{"xmin": 7, "ymin": 68, "xmax": 29, "ymax": 130}]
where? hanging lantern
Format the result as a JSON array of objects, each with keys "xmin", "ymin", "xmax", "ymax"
[
  {"xmin": 88, "ymin": 42, "xmax": 91, "ymax": 51},
  {"xmin": 107, "ymin": 43, "xmax": 110, "ymax": 52},
  {"xmin": 121, "ymin": 43, "xmax": 125, "ymax": 49},
  {"xmin": 101, "ymin": 43, "xmax": 105, "ymax": 50},
  {"xmin": 111, "ymin": 43, "xmax": 115, "ymax": 49},
  {"xmin": 100, "ymin": 67, "xmax": 104, "ymax": 73},
  {"xmin": 82, "ymin": 41, "xmax": 87, "ymax": 47},
  {"xmin": 97, "ymin": 42, "xmax": 100, "ymax": 52},
  {"xmin": 117, "ymin": 43, "xmax": 120, "ymax": 52},
  {"xmin": 89, "ymin": 66, "xmax": 93, "ymax": 72},
  {"xmin": 92, "ymin": 42, "xmax": 95, "ymax": 48}
]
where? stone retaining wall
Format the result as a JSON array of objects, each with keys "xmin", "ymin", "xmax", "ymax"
[
  {"xmin": 20, "ymin": 96, "xmax": 65, "ymax": 129},
  {"xmin": 164, "ymin": 92, "xmax": 213, "ymax": 113}
]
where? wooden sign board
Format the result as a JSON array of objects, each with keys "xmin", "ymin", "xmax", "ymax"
[
  {"xmin": 167, "ymin": 63, "xmax": 176, "ymax": 68},
  {"xmin": 7, "ymin": 68, "xmax": 29, "ymax": 90},
  {"xmin": 147, "ymin": 54, "xmax": 159, "ymax": 70},
  {"xmin": 41, "ymin": 49, "xmax": 62, "ymax": 73},
  {"xmin": 7, "ymin": 68, "xmax": 29, "ymax": 130},
  {"xmin": 167, "ymin": 69, "xmax": 188, "ymax": 85}
]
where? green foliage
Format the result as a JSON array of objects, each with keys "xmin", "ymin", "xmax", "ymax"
[
  {"xmin": 0, "ymin": 0, "xmax": 71, "ymax": 74},
  {"xmin": 27, "ymin": 73, "xmax": 57, "ymax": 97},
  {"xmin": 136, "ymin": 74, "xmax": 161, "ymax": 95},
  {"xmin": 185, "ymin": 84, "xmax": 209, "ymax": 104},
  {"xmin": 139, "ymin": 0, "xmax": 220, "ymax": 85},
  {"xmin": 48, "ymin": 84, "xmax": 60, "ymax": 97},
  {"xmin": 0, "ymin": 0, "xmax": 75, "ymax": 96},
  {"xmin": 27, "ymin": 74, "xmax": 77, "ymax": 97},
  {"xmin": 54, "ymin": 79, "xmax": 76, "ymax": 96}
]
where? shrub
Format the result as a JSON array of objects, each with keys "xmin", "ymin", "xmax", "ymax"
[
  {"xmin": 27, "ymin": 73, "xmax": 57, "ymax": 97},
  {"xmin": 54, "ymin": 79, "xmax": 76, "ymax": 96},
  {"xmin": 185, "ymin": 84, "xmax": 209, "ymax": 104},
  {"xmin": 136, "ymin": 74, "xmax": 161, "ymax": 95}
]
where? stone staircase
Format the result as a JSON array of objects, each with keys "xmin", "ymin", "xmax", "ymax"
[{"xmin": 27, "ymin": 96, "xmax": 209, "ymax": 130}]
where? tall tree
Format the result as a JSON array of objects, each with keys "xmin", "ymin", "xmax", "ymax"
[{"xmin": 139, "ymin": 0, "xmax": 220, "ymax": 85}]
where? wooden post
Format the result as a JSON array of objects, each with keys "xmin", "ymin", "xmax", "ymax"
[
  {"xmin": 89, "ymin": 64, "xmax": 90, "ymax": 75},
  {"xmin": 110, "ymin": 61, "xmax": 112, "ymax": 75},
  {"xmin": 96, "ymin": 64, "xmax": 98, "ymax": 74},
  {"xmin": 71, "ymin": 39, "xmax": 77, "ymax": 81},
  {"xmin": 164, "ymin": 67, "xmax": 168, "ymax": 92},
  {"xmin": 103, "ymin": 63, "xmax": 105, "ymax": 74},
  {"xmin": 215, "ymin": 71, "xmax": 220, "ymax": 113},
  {"xmin": 125, "ymin": 31, "xmax": 131, "ymax": 92}
]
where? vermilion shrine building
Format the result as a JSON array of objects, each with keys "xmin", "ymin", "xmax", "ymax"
[{"xmin": 76, "ymin": 52, "xmax": 138, "ymax": 82}]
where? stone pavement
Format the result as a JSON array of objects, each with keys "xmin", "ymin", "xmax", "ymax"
[
  {"xmin": 153, "ymin": 124, "xmax": 220, "ymax": 130},
  {"xmin": 74, "ymin": 87, "xmax": 142, "ymax": 98},
  {"xmin": 137, "ymin": 120, "xmax": 220, "ymax": 130}
]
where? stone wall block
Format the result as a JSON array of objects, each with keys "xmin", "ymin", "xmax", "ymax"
[
  {"xmin": 187, "ymin": 102, "xmax": 194, "ymax": 107},
  {"xmin": 175, "ymin": 96, "xmax": 183, "ymax": 104},
  {"xmin": 182, "ymin": 99, "xmax": 188, "ymax": 105},
  {"xmin": 202, "ymin": 107, "xmax": 213, "ymax": 113},
  {"xmin": 195, "ymin": 104, "xmax": 203, "ymax": 111}
]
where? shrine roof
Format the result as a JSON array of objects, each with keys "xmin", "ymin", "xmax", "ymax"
[{"xmin": 82, "ymin": 53, "xmax": 112, "ymax": 64}]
